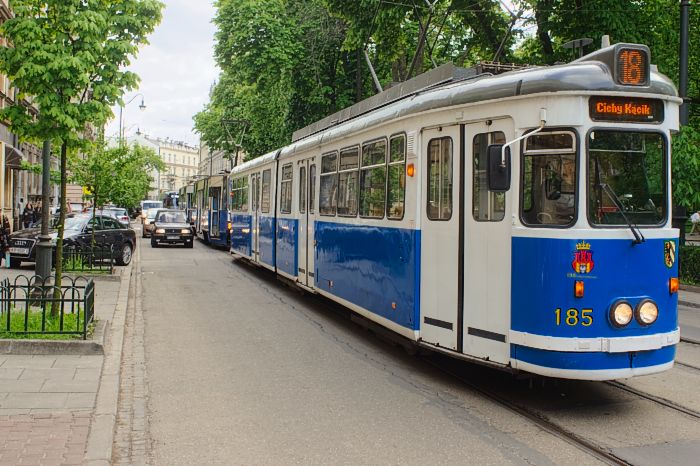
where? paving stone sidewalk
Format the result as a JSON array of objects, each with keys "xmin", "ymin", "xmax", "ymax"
[{"xmin": 0, "ymin": 267, "xmax": 126, "ymax": 466}]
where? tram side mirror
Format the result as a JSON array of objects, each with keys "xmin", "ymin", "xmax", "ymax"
[{"xmin": 487, "ymin": 145, "xmax": 511, "ymax": 192}]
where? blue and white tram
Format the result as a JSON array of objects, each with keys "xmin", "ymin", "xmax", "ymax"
[
  {"xmin": 194, "ymin": 176, "xmax": 232, "ymax": 248},
  {"xmin": 229, "ymin": 42, "xmax": 681, "ymax": 380}
]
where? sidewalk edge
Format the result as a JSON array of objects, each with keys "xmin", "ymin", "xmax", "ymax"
[{"xmin": 84, "ymin": 253, "xmax": 134, "ymax": 465}]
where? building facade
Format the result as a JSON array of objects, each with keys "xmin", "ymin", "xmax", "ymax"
[
  {"xmin": 126, "ymin": 134, "xmax": 200, "ymax": 200},
  {"xmin": 0, "ymin": 0, "xmax": 63, "ymax": 231}
]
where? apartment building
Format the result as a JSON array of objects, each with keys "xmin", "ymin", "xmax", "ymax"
[
  {"xmin": 0, "ymin": 0, "xmax": 64, "ymax": 230},
  {"xmin": 126, "ymin": 133, "xmax": 200, "ymax": 199}
]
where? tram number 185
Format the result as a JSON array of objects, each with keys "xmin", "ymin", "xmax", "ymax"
[{"xmin": 554, "ymin": 308, "xmax": 593, "ymax": 327}]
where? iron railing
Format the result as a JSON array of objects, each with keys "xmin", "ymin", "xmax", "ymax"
[
  {"xmin": 62, "ymin": 243, "xmax": 114, "ymax": 273},
  {"xmin": 0, "ymin": 275, "xmax": 95, "ymax": 339}
]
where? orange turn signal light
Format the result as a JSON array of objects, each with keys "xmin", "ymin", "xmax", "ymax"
[
  {"xmin": 574, "ymin": 281, "xmax": 584, "ymax": 298},
  {"xmin": 670, "ymin": 277, "xmax": 679, "ymax": 294},
  {"xmin": 227, "ymin": 222, "xmax": 232, "ymax": 231},
  {"xmin": 407, "ymin": 163, "xmax": 415, "ymax": 177}
]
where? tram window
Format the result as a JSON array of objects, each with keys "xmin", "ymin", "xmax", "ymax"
[
  {"xmin": 320, "ymin": 152, "xmax": 337, "ymax": 216},
  {"xmin": 310, "ymin": 164, "xmax": 316, "ymax": 214},
  {"xmin": 588, "ymin": 131, "xmax": 666, "ymax": 226},
  {"xmin": 338, "ymin": 147, "xmax": 359, "ymax": 217},
  {"xmin": 387, "ymin": 134, "xmax": 406, "ymax": 220},
  {"xmin": 427, "ymin": 137, "xmax": 453, "ymax": 221},
  {"xmin": 261, "ymin": 169, "xmax": 271, "ymax": 214},
  {"xmin": 360, "ymin": 139, "xmax": 387, "ymax": 218},
  {"xmin": 520, "ymin": 131, "xmax": 577, "ymax": 227},
  {"xmin": 299, "ymin": 166, "xmax": 306, "ymax": 214},
  {"xmin": 280, "ymin": 164, "xmax": 293, "ymax": 214},
  {"xmin": 473, "ymin": 131, "xmax": 506, "ymax": 222}
]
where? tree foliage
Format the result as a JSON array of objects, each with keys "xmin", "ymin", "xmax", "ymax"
[
  {"xmin": 198, "ymin": 0, "xmax": 698, "ymax": 208},
  {"xmin": 72, "ymin": 143, "xmax": 165, "ymax": 210},
  {"xmin": 0, "ymin": 0, "xmax": 163, "ymax": 310}
]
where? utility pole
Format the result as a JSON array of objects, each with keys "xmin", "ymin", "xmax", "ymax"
[
  {"xmin": 679, "ymin": 0, "xmax": 690, "ymax": 125},
  {"xmin": 35, "ymin": 141, "xmax": 52, "ymax": 280}
]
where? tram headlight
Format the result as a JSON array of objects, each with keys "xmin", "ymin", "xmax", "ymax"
[
  {"xmin": 636, "ymin": 300, "xmax": 658, "ymax": 326},
  {"xmin": 609, "ymin": 300, "xmax": 633, "ymax": 327}
]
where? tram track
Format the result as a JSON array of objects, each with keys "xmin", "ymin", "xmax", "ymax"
[
  {"xmin": 421, "ymin": 357, "xmax": 633, "ymax": 466},
  {"xmin": 675, "ymin": 360, "xmax": 700, "ymax": 372},
  {"xmin": 604, "ymin": 380, "xmax": 700, "ymax": 420}
]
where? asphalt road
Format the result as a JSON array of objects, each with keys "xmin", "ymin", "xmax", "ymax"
[{"xmin": 140, "ymin": 237, "xmax": 603, "ymax": 465}]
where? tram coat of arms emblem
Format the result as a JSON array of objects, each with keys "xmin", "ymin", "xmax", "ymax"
[
  {"xmin": 572, "ymin": 241, "xmax": 594, "ymax": 274},
  {"xmin": 664, "ymin": 240, "xmax": 676, "ymax": 268}
]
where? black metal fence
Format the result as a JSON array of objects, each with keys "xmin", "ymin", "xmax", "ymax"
[
  {"xmin": 0, "ymin": 275, "xmax": 95, "ymax": 339},
  {"xmin": 62, "ymin": 243, "xmax": 114, "ymax": 273}
]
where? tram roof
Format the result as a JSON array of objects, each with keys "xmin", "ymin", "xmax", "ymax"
[{"xmin": 277, "ymin": 44, "xmax": 676, "ymax": 159}]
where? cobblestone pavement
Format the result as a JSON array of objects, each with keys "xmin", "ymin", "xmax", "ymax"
[
  {"xmin": 112, "ymin": 240, "xmax": 149, "ymax": 465},
  {"xmin": 0, "ymin": 355, "xmax": 102, "ymax": 466}
]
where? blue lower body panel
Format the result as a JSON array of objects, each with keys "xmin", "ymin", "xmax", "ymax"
[
  {"xmin": 511, "ymin": 344, "xmax": 675, "ymax": 372},
  {"xmin": 315, "ymin": 221, "xmax": 420, "ymax": 330},
  {"xmin": 259, "ymin": 216, "xmax": 276, "ymax": 267},
  {"xmin": 276, "ymin": 218, "xmax": 298, "ymax": 276},
  {"xmin": 231, "ymin": 214, "xmax": 252, "ymax": 257}
]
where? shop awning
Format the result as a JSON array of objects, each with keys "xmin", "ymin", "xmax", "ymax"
[{"xmin": 4, "ymin": 144, "xmax": 24, "ymax": 170}]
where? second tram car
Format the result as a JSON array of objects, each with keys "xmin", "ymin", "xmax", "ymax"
[{"xmin": 226, "ymin": 42, "xmax": 680, "ymax": 380}]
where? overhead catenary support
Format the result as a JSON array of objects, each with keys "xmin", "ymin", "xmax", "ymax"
[{"xmin": 364, "ymin": 49, "xmax": 383, "ymax": 93}]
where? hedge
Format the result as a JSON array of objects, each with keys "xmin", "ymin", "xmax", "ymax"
[{"xmin": 680, "ymin": 246, "xmax": 700, "ymax": 285}]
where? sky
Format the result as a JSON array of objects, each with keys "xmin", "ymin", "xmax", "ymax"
[{"xmin": 104, "ymin": 0, "xmax": 219, "ymax": 147}]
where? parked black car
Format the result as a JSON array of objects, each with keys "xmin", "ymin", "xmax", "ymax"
[
  {"xmin": 150, "ymin": 209, "xmax": 194, "ymax": 248},
  {"xmin": 7, "ymin": 213, "xmax": 136, "ymax": 268}
]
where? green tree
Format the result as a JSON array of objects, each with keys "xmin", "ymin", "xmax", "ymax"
[{"xmin": 0, "ymin": 0, "xmax": 163, "ymax": 313}]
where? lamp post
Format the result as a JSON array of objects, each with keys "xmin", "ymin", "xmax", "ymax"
[
  {"xmin": 118, "ymin": 94, "xmax": 146, "ymax": 145},
  {"xmin": 35, "ymin": 141, "xmax": 52, "ymax": 280}
]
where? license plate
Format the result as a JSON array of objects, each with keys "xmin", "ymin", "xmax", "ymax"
[
  {"xmin": 166, "ymin": 235, "xmax": 180, "ymax": 240},
  {"xmin": 9, "ymin": 247, "xmax": 28, "ymax": 255}
]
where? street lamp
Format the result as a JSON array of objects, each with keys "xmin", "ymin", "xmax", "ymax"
[{"xmin": 119, "ymin": 94, "xmax": 146, "ymax": 145}]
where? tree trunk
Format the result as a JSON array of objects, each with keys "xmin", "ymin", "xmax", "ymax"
[
  {"xmin": 51, "ymin": 141, "xmax": 68, "ymax": 316},
  {"xmin": 535, "ymin": 0, "xmax": 555, "ymax": 64}
]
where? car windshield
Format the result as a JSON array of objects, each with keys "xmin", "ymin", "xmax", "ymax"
[
  {"xmin": 157, "ymin": 211, "xmax": 186, "ymax": 223},
  {"xmin": 146, "ymin": 209, "xmax": 159, "ymax": 219},
  {"xmin": 143, "ymin": 202, "xmax": 162, "ymax": 211},
  {"xmin": 588, "ymin": 131, "xmax": 666, "ymax": 226},
  {"xmin": 63, "ymin": 216, "xmax": 88, "ymax": 231}
]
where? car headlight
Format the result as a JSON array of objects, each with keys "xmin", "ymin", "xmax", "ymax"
[
  {"xmin": 181, "ymin": 229, "xmax": 191, "ymax": 234},
  {"xmin": 610, "ymin": 300, "xmax": 633, "ymax": 327},
  {"xmin": 636, "ymin": 300, "xmax": 658, "ymax": 326},
  {"xmin": 155, "ymin": 228, "xmax": 165, "ymax": 234}
]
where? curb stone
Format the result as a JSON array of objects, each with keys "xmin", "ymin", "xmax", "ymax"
[
  {"xmin": 84, "ymin": 253, "xmax": 134, "ymax": 465},
  {"xmin": 0, "ymin": 319, "xmax": 107, "ymax": 355}
]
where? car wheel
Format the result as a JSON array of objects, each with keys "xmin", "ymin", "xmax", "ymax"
[
  {"xmin": 150, "ymin": 237, "xmax": 158, "ymax": 248},
  {"xmin": 116, "ymin": 242, "xmax": 133, "ymax": 266},
  {"xmin": 9, "ymin": 258, "xmax": 21, "ymax": 269}
]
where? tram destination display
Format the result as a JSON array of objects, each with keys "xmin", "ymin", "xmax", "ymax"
[{"xmin": 589, "ymin": 96, "xmax": 664, "ymax": 123}]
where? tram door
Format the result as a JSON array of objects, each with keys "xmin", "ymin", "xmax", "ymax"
[
  {"xmin": 210, "ymin": 187, "xmax": 220, "ymax": 238},
  {"xmin": 297, "ymin": 158, "xmax": 316, "ymax": 288},
  {"xmin": 420, "ymin": 125, "xmax": 461, "ymax": 350},
  {"xmin": 463, "ymin": 120, "xmax": 513, "ymax": 364},
  {"xmin": 251, "ymin": 172, "xmax": 261, "ymax": 262}
]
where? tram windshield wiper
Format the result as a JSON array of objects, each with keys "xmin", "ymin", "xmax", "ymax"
[{"xmin": 599, "ymin": 183, "xmax": 645, "ymax": 245}]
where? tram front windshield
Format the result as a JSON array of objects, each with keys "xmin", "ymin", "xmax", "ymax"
[{"xmin": 588, "ymin": 131, "xmax": 666, "ymax": 226}]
